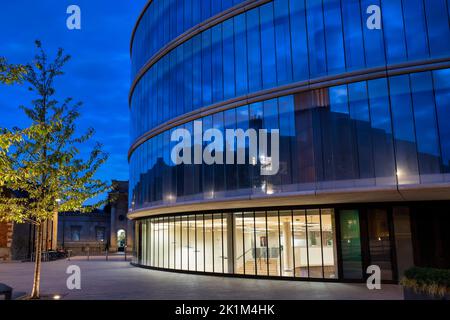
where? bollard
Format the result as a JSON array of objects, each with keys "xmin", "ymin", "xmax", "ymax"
[
  {"xmin": 67, "ymin": 250, "xmax": 71, "ymax": 261},
  {"xmin": 87, "ymin": 247, "xmax": 90, "ymax": 261},
  {"xmin": 106, "ymin": 248, "xmax": 108, "ymax": 261},
  {"xmin": 124, "ymin": 246, "xmax": 127, "ymax": 261}
]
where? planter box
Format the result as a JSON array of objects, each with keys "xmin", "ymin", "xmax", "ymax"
[{"xmin": 403, "ymin": 287, "xmax": 449, "ymax": 300}]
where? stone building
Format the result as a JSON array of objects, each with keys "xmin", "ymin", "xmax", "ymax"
[
  {"xmin": 1, "ymin": 180, "xmax": 133, "ymax": 261},
  {"xmin": 57, "ymin": 180, "xmax": 133, "ymax": 255}
]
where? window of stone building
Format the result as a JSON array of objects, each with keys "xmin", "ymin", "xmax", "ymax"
[
  {"xmin": 95, "ymin": 227, "xmax": 106, "ymax": 242},
  {"xmin": 71, "ymin": 226, "xmax": 82, "ymax": 241}
]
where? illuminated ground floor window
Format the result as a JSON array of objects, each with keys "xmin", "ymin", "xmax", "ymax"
[
  {"xmin": 135, "ymin": 208, "xmax": 342, "ymax": 280},
  {"xmin": 132, "ymin": 204, "xmax": 443, "ymax": 282}
]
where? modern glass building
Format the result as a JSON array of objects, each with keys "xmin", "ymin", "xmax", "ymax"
[{"xmin": 129, "ymin": 0, "xmax": 450, "ymax": 282}]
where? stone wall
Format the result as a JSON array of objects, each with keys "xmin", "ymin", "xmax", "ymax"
[{"xmin": 0, "ymin": 221, "xmax": 13, "ymax": 261}]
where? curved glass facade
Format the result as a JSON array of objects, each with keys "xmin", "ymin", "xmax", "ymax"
[
  {"xmin": 135, "ymin": 209, "xmax": 339, "ymax": 279},
  {"xmin": 131, "ymin": 0, "xmax": 249, "ymax": 77},
  {"xmin": 131, "ymin": 0, "xmax": 450, "ymax": 141},
  {"xmin": 130, "ymin": 70, "xmax": 450, "ymax": 209},
  {"xmin": 130, "ymin": 0, "xmax": 450, "ymax": 280}
]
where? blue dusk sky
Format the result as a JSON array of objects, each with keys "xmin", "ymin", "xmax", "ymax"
[{"xmin": 0, "ymin": 1, "xmax": 147, "ymax": 202}]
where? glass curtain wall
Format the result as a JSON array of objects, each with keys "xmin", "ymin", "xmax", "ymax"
[
  {"xmin": 138, "ymin": 209, "xmax": 338, "ymax": 279},
  {"xmin": 131, "ymin": 0, "xmax": 450, "ymax": 139},
  {"xmin": 130, "ymin": 69, "xmax": 450, "ymax": 210}
]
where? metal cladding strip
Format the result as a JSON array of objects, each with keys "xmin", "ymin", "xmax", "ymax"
[
  {"xmin": 129, "ymin": 0, "xmax": 273, "ymax": 105},
  {"xmin": 127, "ymin": 57, "xmax": 450, "ymax": 161},
  {"xmin": 130, "ymin": 0, "xmax": 153, "ymax": 55}
]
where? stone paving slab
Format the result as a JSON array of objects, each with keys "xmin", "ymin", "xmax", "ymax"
[{"xmin": 0, "ymin": 258, "xmax": 404, "ymax": 300}]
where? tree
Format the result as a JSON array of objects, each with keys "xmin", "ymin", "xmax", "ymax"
[
  {"xmin": 0, "ymin": 41, "xmax": 111, "ymax": 299},
  {"xmin": 0, "ymin": 57, "xmax": 27, "ymax": 85}
]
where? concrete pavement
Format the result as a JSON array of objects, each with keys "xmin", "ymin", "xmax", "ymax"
[{"xmin": 0, "ymin": 257, "xmax": 404, "ymax": 300}]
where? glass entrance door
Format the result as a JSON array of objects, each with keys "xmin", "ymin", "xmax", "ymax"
[
  {"xmin": 367, "ymin": 209, "xmax": 394, "ymax": 281},
  {"xmin": 339, "ymin": 210, "xmax": 363, "ymax": 280}
]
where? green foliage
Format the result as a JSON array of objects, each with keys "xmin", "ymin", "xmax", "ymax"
[
  {"xmin": 0, "ymin": 41, "xmax": 111, "ymax": 225},
  {"xmin": 0, "ymin": 57, "xmax": 27, "ymax": 84},
  {"xmin": 401, "ymin": 267, "xmax": 450, "ymax": 297}
]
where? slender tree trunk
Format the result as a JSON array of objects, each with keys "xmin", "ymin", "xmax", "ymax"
[{"xmin": 30, "ymin": 223, "xmax": 42, "ymax": 299}]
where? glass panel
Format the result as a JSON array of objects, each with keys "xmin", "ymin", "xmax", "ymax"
[
  {"xmin": 289, "ymin": 0, "xmax": 309, "ymax": 81},
  {"xmin": 424, "ymin": 0, "xmax": 450, "ymax": 57},
  {"xmin": 348, "ymin": 82, "xmax": 375, "ymax": 181},
  {"xmin": 321, "ymin": 209, "xmax": 338, "ymax": 279},
  {"xmin": 159, "ymin": 218, "xmax": 164, "ymax": 267},
  {"xmin": 234, "ymin": 212, "xmax": 245, "ymax": 274},
  {"xmin": 381, "ymin": 0, "xmax": 407, "ymax": 63},
  {"xmin": 196, "ymin": 215, "xmax": 205, "ymax": 272},
  {"xmin": 293, "ymin": 210, "xmax": 308, "ymax": 278},
  {"xmin": 433, "ymin": 69, "xmax": 450, "ymax": 174},
  {"xmin": 340, "ymin": 210, "xmax": 363, "ymax": 279},
  {"xmin": 341, "ymin": 0, "xmax": 365, "ymax": 70},
  {"xmin": 243, "ymin": 212, "xmax": 256, "ymax": 275},
  {"xmin": 150, "ymin": 219, "xmax": 156, "ymax": 267},
  {"xmin": 188, "ymin": 215, "xmax": 196, "ymax": 271},
  {"xmin": 213, "ymin": 213, "xmax": 223, "ymax": 273},
  {"xmin": 361, "ymin": 0, "xmax": 385, "ymax": 67},
  {"xmin": 260, "ymin": 2, "xmax": 277, "ymax": 88},
  {"xmin": 164, "ymin": 217, "xmax": 169, "ymax": 268},
  {"xmin": 174, "ymin": 216, "xmax": 181, "ymax": 269},
  {"xmin": 402, "ymin": 0, "xmax": 429, "ymax": 60},
  {"xmin": 306, "ymin": 0, "xmax": 327, "ymax": 77},
  {"xmin": 255, "ymin": 211, "xmax": 268, "ymax": 276},
  {"xmin": 367, "ymin": 209, "xmax": 393, "ymax": 281},
  {"xmin": 223, "ymin": 214, "xmax": 230, "ymax": 273},
  {"xmin": 181, "ymin": 216, "xmax": 188, "ymax": 270},
  {"xmin": 204, "ymin": 214, "xmax": 214, "ymax": 272},
  {"xmin": 367, "ymin": 78, "xmax": 396, "ymax": 185},
  {"xmin": 323, "ymin": 0, "xmax": 345, "ymax": 74},
  {"xmin": 267, "ymin": 211, "xmax": 280, "ymax": 276},
  {"xmin": 307, "ymin": 209, "xmax": 323, "ymax": 278},
  {"xmin": 141, "ymin": 221, "xmax": 147, "ymax": 265},
  {"xmin": 279, "ymin": 210, "xmax": 294, "ymax": 277},
  {"xmin": 389, "ymin": 75, "xmax": 420, "ymax": 185},
  {"xmin": 410, "ymin": 72, "xmax": 442, "ymax": 181}
]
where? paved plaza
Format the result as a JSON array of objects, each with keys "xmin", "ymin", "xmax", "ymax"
[{"xmin": 0, "ymin": 256, "xmax": 404, "ymax": 300}]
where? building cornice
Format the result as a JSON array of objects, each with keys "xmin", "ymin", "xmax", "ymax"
[{"xmin": 127, "ymin": 182, "xmax": 450, "ymax": 219}]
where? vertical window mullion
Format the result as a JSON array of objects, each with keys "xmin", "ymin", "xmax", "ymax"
[
  {"xmin": 253, "ymin": 211, "xmax": 257, "ymax": 275},
  {"xmin": 291, "ymin": 210, "xmax": 295, "ymax": 278},
  {"xmin": 265, "ymin": 211, "xmax": 269, "ymax": 276},
  {"xmin": 221, "ymin": 213, "xmax": 225, "ymax": 274},
  {"xmin": 320, "ymin": 209, "xmax": 325, "ymax": 278},
  {"xmin": 305, "ymin": 210, "xmax": 310, "ymax": 278},
  {"xmin": 242, "ymin": 213, "xmax": 245, "ymax": 274},
  {"xmin": 278, "ymin": 211, "xmax": 282, "ymax": 276}
]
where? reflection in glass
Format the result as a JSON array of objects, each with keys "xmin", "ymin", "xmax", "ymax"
[
  {"xmin": 243, "ymin": 212, "xmax": 256, "ymax": 275},
  {"xmin": 279, "ymin": 211, "xmax": 294, "ymax": 277},
  {"xmin": 307, "ymin": 209, "xmax": 323, "ymax": 278},
  {"xmin": 204, "ymin": 214, "xmax": 214, "ymax": 272},
  {"xmin": 255, "ymin": 211, "xmax": 268, "ymax": 276},
  {"xmin": 234, "ymin": 212, "xmax": 244, "ymax": 274},
  {"xmin": 267, "ymin": 211, "xmax": 281, "ymax": 276},
  {"xmin": 367, "ymin": 209, "xmax": 393, "ymax": 280},
  {"xmin": 340, "ymin": 210, "xmax": 363, "ymax": 279},
  {"xmin": 213, "ymin": 214, "xmax": 223, "ymax": 273},
  {"xmin": 196, "ymin": 215, "xmax": 205, "ymax": 272},
  {"xmin": 293, "ymin": 210, "xmax": 308, "ymax": 278},
  {"xmin": 321, "ymin": 209, "xmax": 338, "ymax": 279},
  {"xmin": 181, "ymin": 216, "xmax": 188, "ymax": 270}
]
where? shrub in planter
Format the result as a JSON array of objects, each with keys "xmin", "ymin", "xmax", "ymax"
[{"xmin": 401, "ymin": 267, "xmax": 450, "ymax": 300}]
